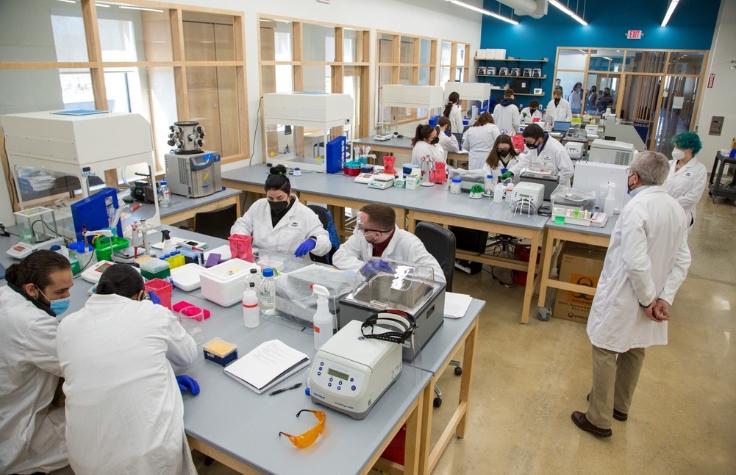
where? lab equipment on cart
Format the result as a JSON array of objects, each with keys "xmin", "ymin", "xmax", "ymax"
[
  {"xmin": 164, "ymin": 120, "xmax": 223, "ymax": 199},
  {"xmin": 588, "ymin": 139, "xmax": 635, "ymax": 166}
]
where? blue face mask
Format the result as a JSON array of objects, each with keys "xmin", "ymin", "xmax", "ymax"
[{"xmin": 40, "ymin": 289, "xmax": 71, "ymax": 316}]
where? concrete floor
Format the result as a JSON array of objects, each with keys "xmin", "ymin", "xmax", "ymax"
[{"xmin": 198, "ymin": 194, "xmax": 736, "ymax": 475}]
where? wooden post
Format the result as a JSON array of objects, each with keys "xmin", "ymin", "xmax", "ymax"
[
  {"xmin": 81, "ymin": 0, "xmax": 107, "ymax": 110},
  {"xmin": 170, "ymin": 9, "xmax": 190, "ymax": 119},
  {"xmin": 292, "ymin": 22, "xmax": 305, "ymax": 157},
  {"xmin": 233, "ymin": 15, "xmax": 249, "ymax": 157}
]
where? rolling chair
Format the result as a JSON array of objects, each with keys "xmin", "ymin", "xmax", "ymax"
[
  {"xmin": 193, "ymin": 204, "xmax": 238, "ymax": 240},
  {"xmin": 307, "ymin": 204, "xmax": 340, "ymax": 265},
  {"xmin": 415, "ymin": 222, "xmax": 462, "ymax": 408}
]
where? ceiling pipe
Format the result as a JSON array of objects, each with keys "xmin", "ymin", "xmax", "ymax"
[{"xmin": 495, "ymin": 0, "xmax": 548, "ymax": 19}]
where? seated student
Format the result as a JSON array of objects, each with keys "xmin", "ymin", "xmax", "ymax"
[
  {"xmin": 436, "ymin": 116, "xmax": 460, "ymax": 162},
  {"xmin": 332, "ymin": 204, "xmax": 446, "ymax": 283},
  {"xmin": 462, "ymin": 112, "xmax": 501, "ymax": 170},
  {"xmin": 520, "ymin": 100, "xmax": 544, "ymax": 124},
  {"xmin": 506, "ymin": 123, "xmax": 574, "ymax": 186},
  {"xmin": 57, "ymin": 264, "xmax": 198, "ymax": 475},
  {"xmin": 411, "ymin": 124, "xmax": 446, "ymax": 167},
  {"xmin": 0, "ymin": 251, "xmax": 73, "ymax": 475},
  {"xmin": 478, "ymin": 134, "xmax": 520, "ymax": 176},
  {"xmin": 231, "ymin": 164, "xmax": 331, "ymax": 259}
]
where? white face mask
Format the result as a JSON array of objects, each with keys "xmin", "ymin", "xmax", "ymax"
[{"xmin": 672, "ymin": 148, "xmax": 686, "ymax": 161}]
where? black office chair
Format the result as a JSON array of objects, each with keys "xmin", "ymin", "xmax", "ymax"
[
  {"xmin": 307, "ymin": 204, "xmax": 340, "ymax": 265},
  {"xmin": 415, "ymin": 222, "xmax": 462, "ymax": 408},
  {"xmin": 194, "ymin": 204, "xmax": 238, "ymax": 240}
]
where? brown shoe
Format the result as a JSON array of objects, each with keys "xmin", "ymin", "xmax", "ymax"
[
  {"xmin": 571, "ymin": 411, "xmax": 612, "ymax": 438},
  {"xmin": 586, "ymin": 393, "xmax": 629, "ymax": 422}
]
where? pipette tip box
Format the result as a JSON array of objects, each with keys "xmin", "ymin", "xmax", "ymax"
[{"xmin": 203, "ymin": 338, "xmax": 238, "ymax": 366}]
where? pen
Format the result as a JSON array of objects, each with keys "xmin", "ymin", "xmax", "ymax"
[{"xmin": 269, "ymin": 382, "xmax": 302, "ymax": 396}]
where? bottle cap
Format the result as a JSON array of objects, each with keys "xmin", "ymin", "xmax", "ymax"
[
  {"xmin": 262, "ymin": 267, "xmax": 274, "ymax": 278},
  {"xmin": 451, "ymin": 176, "xmax": 462, "ymax": 183},
  {"xmin": 250, "ymin": 268, "xmax": 258, "ymax": 273}
]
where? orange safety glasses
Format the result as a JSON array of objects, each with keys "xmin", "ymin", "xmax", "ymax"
[{"xmin": 278, "ymin": 409, "xmax": 326, "ymax": 449}]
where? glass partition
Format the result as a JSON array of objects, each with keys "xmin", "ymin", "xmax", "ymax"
[
  {"xmin": 625, "ymin": 51, "xmax": 666, "ymax": 73},
  {"xmin": 668, "ymin": 52, "xmax": 705, "ymax": 75},
  {"xmin": 589, "ymin": 49, "xmax": 624, "ymax": 73}
]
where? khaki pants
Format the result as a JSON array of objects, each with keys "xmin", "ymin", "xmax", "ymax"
[{"xmin": 586, "ymin": 345, "xmax": 646, "ymax": 429}]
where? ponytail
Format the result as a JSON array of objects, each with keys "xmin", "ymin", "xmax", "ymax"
[
  {"xmin": 443, "ymin": 91, "xmax": 460, "ymax": 118},
  {"xmin": 411, "ymin": 124, "xmax": 434, "ymax": 147}
]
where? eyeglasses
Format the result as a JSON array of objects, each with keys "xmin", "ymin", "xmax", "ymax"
[
  {"xmin": 356, "ymin": 223, "xmax": 392, "ymax": 235},
  {"xmin": 279, "ymin": 409, "xmax": 326, "ymax": 449}
]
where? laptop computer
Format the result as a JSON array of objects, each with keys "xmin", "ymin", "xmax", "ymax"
[{"xmin": 552, "ymin": 121, "xmax": 572, "ymax": 133}]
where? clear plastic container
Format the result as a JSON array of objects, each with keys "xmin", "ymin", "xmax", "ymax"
[
  {"xmin": 160, "ymin": 180, "xmax": 171, "ymax": 208},
  {"xmin": 257, "ymin": 267, "xmax": 277, "ymax": 316},
  {"xmin": 450, "ymin": 176, "xmax": 462, "ymax": 194},
  {"xmin": 484, "ymin": 174, "xmax": 494, "ymax": 194},
  {"xmin": 242, "ymin": 283, "xmax": 259, "ymax": 328}
]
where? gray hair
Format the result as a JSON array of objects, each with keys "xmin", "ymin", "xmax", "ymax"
[{"xmin": 630, "ymin": 151, "xmax": 670, "ymax": 186}]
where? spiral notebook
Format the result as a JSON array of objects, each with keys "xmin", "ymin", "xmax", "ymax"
[{"xmin": 224, "ymin": 339, "xmax": 310, "ymax": 394}]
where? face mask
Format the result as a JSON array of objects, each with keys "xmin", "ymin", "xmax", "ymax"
[
  {"xmin": 529, "ymin": 108, "xmax": 537, "ymax": 115},
  {"xmin": 554, "ymin": 98, "xmax": 561, "ymax": 106},
  {"xmin": 672, "ymin": 148, "xmax": 686, "ymax": 161},
  {"xmin": 268, "ymin": 200, "xmax": 288, "ymax": 213},
  {"xmin": 50, "ymin": 297, "xmax": 71, "ymax": 316},
  {"xmin": 430, "ymin": 137, "xmax": 439, "ymax": 145},
  {"xmin": 526, "ymin": 142, "xmax": 539, "ymax": 150},
  {"xmin": 498, "ymin": 149, "xmax": 510, "ymax": 158},
  {"xmin": 627, "ymin": 174, "xmax": 636, "ymax": 195}
]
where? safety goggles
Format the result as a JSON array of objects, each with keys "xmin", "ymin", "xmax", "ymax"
[
  {"xmin": 356, "ymin": 223, "xmax": 392, "ymax": 235},
  {"xmin": 278, "ymin": 409, "xmax": 326, "ymax": 449}
]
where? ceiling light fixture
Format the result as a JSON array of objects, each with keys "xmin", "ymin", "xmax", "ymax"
[
  {"xmin": 57, "ymin": 0, "xmax": 77, "ymax": 4},
  {"xmin": 119, "ymin": 5, "xmax": 164, "ymax": 13},
  {"xmin": 549, "ymin": 0, "xmax": 588, "ymax": 26},
  {"xmin": 95, "ymin": 2, "xmax": 111, "ymax": 7},
  {"xmin": 661, "ymin": 0, "xmax": 680, "ymax": 27},
  {"xmin": 448, "ymin": 0, "xmax": 519, "ymax": 26}
]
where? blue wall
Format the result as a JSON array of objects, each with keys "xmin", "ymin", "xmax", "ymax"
[{"xmin": 480, "ymin": 0, "xmax": 721, "ymax": 106}]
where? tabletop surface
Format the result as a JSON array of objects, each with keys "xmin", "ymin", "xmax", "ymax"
[
  {"xmin": 158, "ymin": 187, "xmax": 241, "ymax": 218},
  {"xmin": 223, "ymin": 165, "xmax": 548, "ymax": 231},
  {"xmin": 0, "ymin": 226, "xmax": 484, "ymax": 475},
  {"xmin": 545, "ymin": 214, "xmax": 617, "ymax": 239},
  {"xmin": 353, "ymin": 136, "xmax": 467, "ymax": 157}
]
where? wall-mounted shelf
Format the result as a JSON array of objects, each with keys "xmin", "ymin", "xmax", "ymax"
[
  {"xmin": 477, "ymin": 74, "xmax": 547, "ymax": 79},
  {"xmin": 475, "ymin": 58, "xmax": 549, "ymax": 63},
  {"xmin": 490, "ymin": 90, "xmax": 545, "ymax": 97}
]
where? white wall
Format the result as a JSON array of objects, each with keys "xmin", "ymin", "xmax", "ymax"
[{"xmin": 696, "ymin": 0, "xmax": 736, "ymax": 170}]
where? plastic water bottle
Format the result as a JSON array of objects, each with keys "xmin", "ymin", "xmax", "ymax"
[
  {"xmin": 484, "ymin": 173, "xmax": 494, "ymax": 194},
  {"xmin": 312, "ymin": 284, "xmax": 334, "ymax": 349},
  {"xmin": 493, "ymin": 183, "xmax": 504, "ymax": 203},
  {"xmin": 604, "ymin": 182, "xmax": 616, "ymax": 216},
  {"xmin": 242, "ymin": 282, "xmax": 260, "ymax": 328},
  {"xmin": 257, "ymin": 267, "xmax": 276, "ymax": 316},
  {"xmin": 160, "ymin": 180, "xmax": 171, "ymax": 207}
]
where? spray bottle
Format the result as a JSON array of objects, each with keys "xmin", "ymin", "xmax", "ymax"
[
  {"xmin": 312, "ymin": 284, "xmax": 334, "ymax": 349},
  {"xmin": 604, "ymin": 181, "xmax": 617, "ymax": 216}
]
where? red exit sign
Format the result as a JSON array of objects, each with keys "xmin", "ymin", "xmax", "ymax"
[{"xmin": 626, "ymin": 30, "xmax": 644, "ymax": 40}]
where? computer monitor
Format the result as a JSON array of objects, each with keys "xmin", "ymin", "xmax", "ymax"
[{"xmin": 552, "ymin": 121, "xmax": 571, "ymax": 133}]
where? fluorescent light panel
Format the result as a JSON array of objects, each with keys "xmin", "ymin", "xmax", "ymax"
[
  {"xmin": 449, "ymin": 0, "xmax": 519, "ymax": 26},
  {"xmin": 119, "ymin": 5, "xmax": 164, "ymax": 12},
  {"xmin": 549, "ymin": 0, "xmax": 588, "ymax": 26},
  {"xmin": 661, "ymin": 0, "xmax": 680, "ymax": 27}
]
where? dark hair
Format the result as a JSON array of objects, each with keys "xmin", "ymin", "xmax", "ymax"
[
  {"xmin": 5, "ymin": 250, "xmax": 71, "ymax": 291},
  {"xmin": 437, "ymin": 116, "xmax": 451, "ymax": 134},
  {"xmin": 96, "ymin": 264, "xmax": 145, "ymax": 298},
  {"xmin": 472, "ymin": 112, "xmax": 494, "ymax": 127},
  {"xmin": 522, "ymin": 123, "xmax": 545, "ymax": 139},
  {"xmin": 360, "ymin": 204, "xmax": 395, "ymax": 231},
  {"xmin": 553, "ymin": 86, "xmax": 563, "ymax": 96},
  {"xmin": 590, "ymin": 85, "xmax": 597, "ymax": 93},
  {"xmin": 412, "ymin": 124, "xmax": 435, "ymax": 147},
  {"xmin": 486, "ymin": 134, "xmax": 518, "ymax": 169},
  {"xmin": 504, "ymin": 89, "xmax": 515, "ymax": 98},
  {"xmin": 574, "ymin": 82, "xmax": 582, "ymax": 89},
  {"xmin": 529, "ymin": 100, "xmax": 540, "ymax": 109},
  {"xmin": 265, "ymin": 164, "xmax": 291, "ymax": 194},
  {"xmin": 443, "ymin": 91, "xmax": 460, "ymax": 118}
]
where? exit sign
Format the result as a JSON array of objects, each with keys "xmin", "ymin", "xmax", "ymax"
[{"xmin": 626, "ymin": 30, "xmax": 644, "ymax": 40}]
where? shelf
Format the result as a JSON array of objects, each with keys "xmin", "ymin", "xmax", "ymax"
[
  {"xmin": 476, "ymin": 74, "xmax": 547, "ymax": 79},
  {"xmin": 475, "ymin": 58, "xmax": 548, "ymax": 63},
  {"xmin": 490, "ymin": 90, "xmax": 545, "ymax": 96}
]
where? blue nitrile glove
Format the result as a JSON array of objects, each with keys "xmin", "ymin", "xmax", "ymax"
[
  {"xmin": 176, "ymin": 375, "xmax": 200, "ymax": 396},
  {"xmin": 360, "ymin": 260, "xmax": 394, "ymax": 278},
  {"xmin": 294, "ymin": 238, "xmax": 317, "ymax": 257},
  {"xmin": 147, "ymin": 291, "xmax": 161, "ymax": 305}
]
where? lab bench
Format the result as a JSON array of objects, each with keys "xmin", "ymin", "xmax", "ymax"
[
  {"xmin": 132, "ymin": 187, "xmax": 242, "ymax": 226},
  {"xmin": 352, "ymin": 136, "xmax": 469, "ymax": 168}
]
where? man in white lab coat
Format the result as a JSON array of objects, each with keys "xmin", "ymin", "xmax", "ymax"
[
  {"xmin": 507, "ymin": 123, "xmax": 574, "ymax": 185},
  {"xmin": 230, "ymin": 164, "xmax": 332, "ymax": 260},
  {"xmin": 0, "ymin": 251, "xmax": 73, "ymax": 474},
  {"xmin": 571, "ymin": 151, "xmax": 691, "ymax": 438},
  {"xmin": 57, "ymin": 264, "xmax": 199, "ymax": 474},
  {"xmin": 333, "ymin": 204, "xmax": 446, "ymax": 283},
  {"xmin": 545, "ymin": 87, "xmax": 572, "ymax": 123},
  {"xmin": 663, "ymin": 132, "xmax": 708, "ymax": 229}
]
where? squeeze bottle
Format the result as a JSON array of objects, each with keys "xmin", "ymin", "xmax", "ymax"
[
  {"xmin": 312, "ymin": 284, "xmax": 334, "ymax": 349},
  {"xmin": 242, "ymin": 282, "xmax": 260, "ymax": 328},
  {"xmin": 604, "ymin": 182, "xmax": 616, "ymax": 216}
]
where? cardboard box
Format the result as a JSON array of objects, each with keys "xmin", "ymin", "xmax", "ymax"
[{"xmin": 553, "ymin": 243, "xmax": 606, "ymax": 324}]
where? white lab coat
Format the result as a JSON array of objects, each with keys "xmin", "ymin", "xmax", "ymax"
[
  {"xmin": 545, "ymin": 98, "xmax": 572, "ymax": 122},
  {"xmin": 520, "ymin": 107, "xmax": 544, "ymax": 123},
  {"xmin": 411, "ymin": 140, "xmax": 447, "ymax": 167},
  {"xmin": 664, "ymin": 157, "xmax": 707, "ymax": 227},
  {"xmin": 462, "ymin": 123, "xmax": 501, "ymax": 170},
  {"xmin": 510, "ymin": 135, "xmax": 574, "ymax": 185},
  {"xmin": 587, "ymin": 186, "xmax": 691, "ymax": 353},
  {"xmin": 333, "ymin": 226, "xmax": 446, "ymax": 284},
  {"xmin": 448, "ymin": 104, "xmax": 464, "ymax": 136},
  {"xmin": 57, "ymin": 294, "xmax": 198, "ymax": 475},
  {"xmin": 492, "ymin": 103, "xmax": 520, "ymax": 134},
  {"xmin": 477, "ymin": 157, "xmax": 519, "ymax": 176},
  {"xmin": 231, "ymin": 196, "xmax": 331, "ymax": 259},
  {"xmin": 0, "ymin": 286, "xmax": 67, "ymax": 474}
]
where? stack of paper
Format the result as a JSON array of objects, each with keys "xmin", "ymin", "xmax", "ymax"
[
  {"xmin": 444, "ymin": 292, "xmax": 472, "ymax": 319},
  {"xmin": 224, "ymin": 339, "xmax": 309, "ymax": 394}
]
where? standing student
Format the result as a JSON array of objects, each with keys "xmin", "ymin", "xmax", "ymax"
[
  {"xmin": 568, "ymin": 82, "xmax": 583, "ymax": 114},
  {"xmin": 507, "ymin": 123, "xmax": 574, "ymax": 185},
  {"xmin": 436, "ymin": 116, "xmax": 460, "ymax": 162},
  {"xmin": 587, "ymin": 85, "xmax": 598, "ymax": 112},
  {"xmin": 493, "ymin": 89, "xmax": 521, "ymax": 135},
  {"xmin": 597, "ymin": 88, "xmax": 614, "ymax": 113},
  {"xmin": 57, "ymin": 264, "xmax": 199, "ymax": 474},
  {"xmin": 520, "ymin": 100, "xmax": 543, "ymax": 123},
  {"xmin": 545, "ymin": 87, "xmax": 572, "ymax": 123},
  {"xmin": 462, "ymin": 112, "xmax": 501, "ymax": 170},
  {"xmin": 572, "ymin": 152, "xmax": 690, "ymax": 438},
  {"xmin": 411, "ymin": 123, "xmax": 446, "ymax": 167},
  {"xmin": 664, "ymin": 132, "xmax": 708, "ymax": 229},
  {"xmin": 443, "ymin": 91, "xmax": 464, "ymax": 148},
  {"xmin": 0, "ymin": 251, "xmax": 73, "ymax": 474}
]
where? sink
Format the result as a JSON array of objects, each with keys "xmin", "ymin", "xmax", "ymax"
[{"xmin": 351, "ymin": 275, "xmax": 434, "ymax": 312}]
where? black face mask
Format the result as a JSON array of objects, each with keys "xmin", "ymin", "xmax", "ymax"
[
  {"xmin": 498, "ymin": 150, "xmax": 510, "ymax": 158},
  {"xmin": 268, "ymin": 200, "xmax": 288, "ymax": 213},
  {"xmin": 529, "ymin": 108, "xmax": 537, "ymax": 115},
  {"xmin": 554, "ymin": 98, "xmax": 561, "ymax": 106},
  {"xmin": 526, "ymin": 142, "xmax": 539, "ymax": 150},
  {"xmin": 430, "ymin": 137, "xmax": 439, "ymax": 145}
]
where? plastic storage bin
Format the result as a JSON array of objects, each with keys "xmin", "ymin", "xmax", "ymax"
[
  {"xmin": 200, "ymin": 258, "xmax": 259, "ymax": 307},
  {"xmin": 94, "ymin": 236, "xmax": 130, "ymax": 262},
  {"xmin": 144, "ymin": 278, "xmax": 173, "ymax": 309}
]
